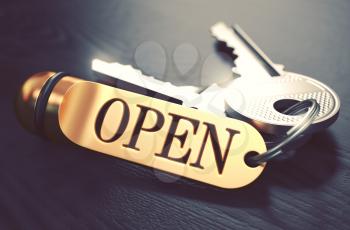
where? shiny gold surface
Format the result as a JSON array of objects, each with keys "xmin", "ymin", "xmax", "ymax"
[
  {"xmin": 15, "ymin": 72, "xmax": 83, "ymax": 140},
  {"xmin": 59, "ymin": 81, "xmax": 267, "ymax": 188},
  {"xmin": 16, "ymin": 71, "xmax": 54, "ymax": 134}
]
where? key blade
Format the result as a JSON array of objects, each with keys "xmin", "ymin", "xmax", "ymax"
[
  {"xmin": 211, "ymin": 22, "xmax": 284, "ymax": 78},
  {"xmin": 232, "ymin": 24, "xmax": 282, "ymax": 76},
  {"xmin": 91, "ymin": 59, "xmax": 201, "ymax": 107}
]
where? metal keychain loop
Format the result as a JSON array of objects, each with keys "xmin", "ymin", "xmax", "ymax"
[{"xmin": 246, "ymin": 99, "xmax": 320, "ymax": 166}]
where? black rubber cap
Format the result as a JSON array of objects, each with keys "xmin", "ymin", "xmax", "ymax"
[{"xmin": 33, "ymin": 72, "xmax": 68, "ymax": 135}]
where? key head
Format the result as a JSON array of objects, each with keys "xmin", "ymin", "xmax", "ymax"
[{"xmin": 225, "ymin": 72, "xmax": 340, "ymax": 135}]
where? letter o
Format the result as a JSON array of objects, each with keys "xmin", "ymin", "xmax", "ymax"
[{"xmin": 95, "ymin": 98, "xmax": 130, "ymax": 143}]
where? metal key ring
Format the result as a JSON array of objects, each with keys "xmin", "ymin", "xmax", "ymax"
[{"xmin": 246, "ymin": 99, "xmax": 320, "ymax": 166}]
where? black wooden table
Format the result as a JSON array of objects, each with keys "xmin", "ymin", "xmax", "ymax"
[{"xmin": 1, "ymin": 0, "xmax": 349, "ymax": 229}]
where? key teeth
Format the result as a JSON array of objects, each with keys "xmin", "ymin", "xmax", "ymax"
[
  {"xmin": 94, "ymin": 59, "xmax": 202, "ymax": 99},
  {"xmin": 211, "ymin": 22, "xmax": 285, "ymax": 77},
  {"xmin": 274, "ymin": 64, "xmax": 285, "ymax": 72},
  {"xmin": 231, "ymin": 49, "xmax": 241, "ymax": 75},
  {"xmin": 231, "ymin": 67, "xmax": 241, "ymax": 76},
  {"xmin": 121, "ymin": 64, "xmax": 143, "ymax": 76},
  {"xmin": 211, "ymin": 22, "xmax": 242, "ymax": 76},
  {"xmin": 112, "ymin": 62, "xmax": 159, "ymax": 81},
  {"xmin": 211, "ymin": 22, "xmax": 248, "ymax": 77}
]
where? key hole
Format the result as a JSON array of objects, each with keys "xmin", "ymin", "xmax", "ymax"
[
  {"xmin": 244, "ymin": 151, "xmax": 260, "ymax": 168},
  {"xmin": 273, "ymin": 99, "xmax": 307, "ymax": 116}
]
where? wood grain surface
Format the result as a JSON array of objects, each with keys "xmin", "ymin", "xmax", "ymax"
[{"xmin": 0, "ymin": 0, "xmax": 349, "ymax": 229}]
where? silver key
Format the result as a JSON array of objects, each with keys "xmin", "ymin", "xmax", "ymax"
[
  {"xmin": 92, "ymin": 59, "xmax": 201, "ymax": 107},
  {"xmin": 91, "ymin": 59, "xmax": 227, "ymax": 116},
  {"xmin": 210, "ymin": 22, "xmax": 340, "ymax": 134}
]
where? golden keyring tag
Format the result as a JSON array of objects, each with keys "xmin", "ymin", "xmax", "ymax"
[{"xmin": 16, "ymin": 72, "xmax": 266, "ymax": 189}]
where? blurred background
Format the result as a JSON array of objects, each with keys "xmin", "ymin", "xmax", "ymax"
[{"xmin": 0, "ymin": 0, "xmax": 349, "ymax": 229}]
